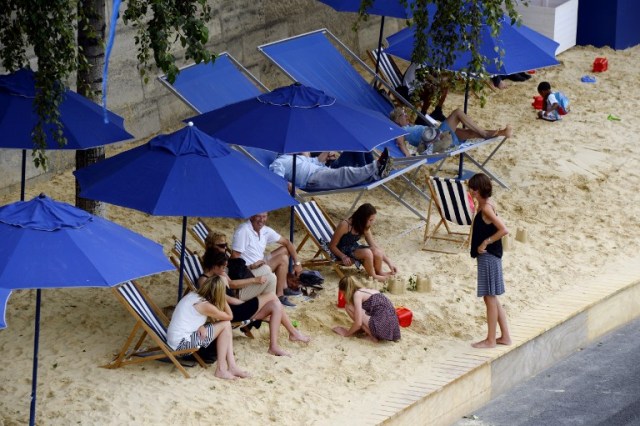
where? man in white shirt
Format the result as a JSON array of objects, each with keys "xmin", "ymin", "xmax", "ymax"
[
  {"xmin": 268, "ymin": 149, "xmax": 391, "ymax": 191},
  {"xmin": 231, "ymin": 212, "xmax": 303, "ymax": 307}
]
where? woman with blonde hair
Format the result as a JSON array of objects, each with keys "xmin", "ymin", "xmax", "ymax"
[
  {"xmin": 332, "ymin": 276, "xmax": 400, "ymax": 342},
  {"xmin": 167, "ymin": 275, "xmax": 250, "ymax": 379}
]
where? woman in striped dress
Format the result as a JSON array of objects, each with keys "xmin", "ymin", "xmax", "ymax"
[
  {"xmin": 468, "ymin": 173, "xmax": 512, "ymax": 349},
  {"xmin": 167, "ymin": 275, "xmax": 250, "ymax": 379}
]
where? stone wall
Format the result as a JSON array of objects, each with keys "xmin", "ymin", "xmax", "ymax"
[{"xmin": 0, "ymin": 0, "xmax": 404, "ymax": 197}]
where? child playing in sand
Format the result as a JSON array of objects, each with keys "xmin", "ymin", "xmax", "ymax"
[
  {"xmin": 332, "ymin": 276, "xmax": 400, "ymax": 342},
  {"xmin": 537, "ymin": 81, "xmax": 569, "ymax": 121},
  {"xmin": 167, "ymin": 275, "xmax": 251, "ymax": 379},
  {"xmin": 468, "ymin": 173, "xmax": 511, "ymax": 349}
]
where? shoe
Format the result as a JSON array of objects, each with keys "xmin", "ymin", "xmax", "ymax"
[
  {"xmin": 377, "ymin": 147, "xmax": 391, "ymax": 178},
  {"xmin": 279, "ymin": 295, "xmax": 296, "ymax": 307},
  {"xmin": 429, "ymin": 107, "xmax": 447, "ymax": 122},
  {"xmin": 518, "ymin": 72, "xmax": 532, "ymax": 81},
  {"xmin": 284, "ymin": 287, "xmax": 302, "ymax": 296}
]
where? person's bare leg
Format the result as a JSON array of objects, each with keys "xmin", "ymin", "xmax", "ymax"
[
  {"xmin": 496, "ymin": 298, "xmax": 511, "ymax": 345},
  {"xmin": 473, "ymin": 296, "xmax": 498, "ymax": 348},
  {"xmin": 213, "ymin": 322, "xmax": 237, "ymax": 379},
  {"xmin": 361, "ymin": 314, "xmax": 378, "ymax": 342},
  {"xmin": 446, "ymin": 108, "xmax": 512, "ymax": 139},
  {"xmin": 223, "ymin": 327, "xmax": 251, "ymax": 378},
  {"xmin": 267, "ymin": 246, "xmax": 289, "ymax": 297},
  {"xmin": 370, "ymin": 247, "xmax": 392, "ymax": 276},
  {"xmin": 262, "ymin": 300, "xmax": 291, "ymax": 356},
  {"xmin": 354, "ymin": 248, "xmax": 386, "ymax": 281}
]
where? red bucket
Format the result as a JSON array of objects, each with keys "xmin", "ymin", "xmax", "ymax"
[
  {"xmin": 337, "ymin": 290, "xmax": 346, "ymax": 308},
  {"xmin": 395, "ymin": 306, "xmax": 413, "ymax": 327}
]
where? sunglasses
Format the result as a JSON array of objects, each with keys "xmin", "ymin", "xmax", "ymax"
[{"xmin": 216, "ymin": 243, "xmax": 228, "ymax": 249}]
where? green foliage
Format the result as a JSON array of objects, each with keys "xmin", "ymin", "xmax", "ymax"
[
  {"xmin": 357, "ymin": 0, "xmax": 526, "ymax": 104},
  {"xmin": 122, "ymin": 0, "xmax": 214, "ymax": 84},
  {"xmin": 0, "ymin": 0, "xmax": 215, "ymax": 169}
]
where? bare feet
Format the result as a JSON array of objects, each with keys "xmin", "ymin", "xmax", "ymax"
[
  {"xmin": 495, "ymin": 80, "xmax": 508, "ymax": 90},
  {"xmin": 214, "ymin": 368, "xmax": 237, "ymax": 380},
  {"xmin": 496, "ymin": 336, "xmax": 512, "ymax": 345},
  {"xmin": 230, "ymin": 367, "xmax": 252, "ymax": 378},
  {"xmin": 289, "ymin": 332, "xmax": 311, "ymax": 343},
  {"xmin": 268, "ymin": 346, "xmax": 292, "ymax": 357},
  {"xmin": 499, "ymin": 125, "xmax": 513, "ymax": 138},
  {"xmin": 471, "ymin": 339, "xmax": 496, "ymax": 349}
]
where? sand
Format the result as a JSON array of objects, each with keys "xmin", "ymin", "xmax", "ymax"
[{"xmin": 1, "ymin": 44, "xmax": 639, "ymax": 425}]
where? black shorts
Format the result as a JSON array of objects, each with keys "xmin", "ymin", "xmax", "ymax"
[{"xmin": 230, "ymin": 297, "xmax": 259, "ymax": 322}]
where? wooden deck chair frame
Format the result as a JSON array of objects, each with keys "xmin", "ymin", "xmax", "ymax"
[
  {"xmin": 104, "ymin": 280, "xmax": 206, "ymax": 378},
  {"xmin": 423, "ymin": 176, "xmax": 474, "ymax": 254},
  {"xmin": 293, "ymin": 198, "xmax": 354, "ymax": 278}
]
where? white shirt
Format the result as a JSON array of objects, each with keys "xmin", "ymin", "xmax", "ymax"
[
  {"xmin": 166, "ymin": 292, "xmax": 206, "ymax": 350},
  {"xmin": 269, "ymin": 155, "xmax": 325, "ymax": 188},
  {"xmin": 232, "ymin": 220, "xmax": 281, "ymax": 264}
]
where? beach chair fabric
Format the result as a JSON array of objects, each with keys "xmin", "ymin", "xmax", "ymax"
[
  {"xmin": 171, "ymin": 238, "xmax": 203, "ymax": 292},
  {"xmin": 423, "ymin": 176, "xmax": 474, "ymax": 253},
  {"xmin": 293, "ymin": 199, "xmax": 359, "ymax": 278},
  {"xmin": 368, "ymin": 48, "xmax": 404, "ymax": 89},
  {"xmin": 104, "ymin": 280, "xmax": 206, "ymax": 378},
  {"xmin": 190, "ymin": 220, "xmax": 210, "ymax": 249}
]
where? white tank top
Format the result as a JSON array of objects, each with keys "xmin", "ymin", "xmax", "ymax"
[{"xmin": 167, "ymin": 292, "xmax": 207, "ymax": 349}]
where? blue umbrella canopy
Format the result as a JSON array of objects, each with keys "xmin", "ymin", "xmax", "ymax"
[
  {"xmin": 385, "ymin": 15, "xmax": 560, "ymax": 75},
  {"xmin": 0, "ymin": 68, "xmax": 133, "ymax": 149},
  {"xmin": 0, "ymin": 194, "xmax": 173, "ymax": 326},
  {"xmin": 188, "ymin": 83, "xmax": 406, "ymax": 154},
  {"xmin": 73, "ymin": 123, "xmax": 297, "ymax": 217},
  {"xmin": 317, "ymin": 0, "xmax": 413, "ymax": 19},
  {"xmin": 74, "ymin": 123, "xmax": 298, "ymax": 299},
  {"xmin": 0, "ymin": 194, "xmax": 173, "ymax": 425}
]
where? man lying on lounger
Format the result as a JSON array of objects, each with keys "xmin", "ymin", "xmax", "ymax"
[
  {"xmin": 269, "ymin": 149, "xmax": 391, "ymax": 191},
  {"xmin": 390, "ymin": 107, "xmax": 513, "ymax": 157}
]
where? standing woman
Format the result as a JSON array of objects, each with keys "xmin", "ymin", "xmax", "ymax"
[
  {"xmin": 468, "ymin": 173, "xmax": 512, "ymax": 349},
  {"xmin": 332, "ymin": 276, "xmax": 400, "ymax": 342},
  {"xmin": 329, "ymin": 203, "xmax": 398, "ymax": 282},
  {"xmin": 167, "ymin": 275, "xmax": 251, "ymax": 379}
]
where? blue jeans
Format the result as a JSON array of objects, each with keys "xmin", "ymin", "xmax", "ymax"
[{"xmin": 330, "ymin": 151, "xmax": 374, "ymax": 168}]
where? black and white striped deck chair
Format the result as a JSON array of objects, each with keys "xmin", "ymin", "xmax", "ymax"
[
  {"xmin": 293, "ymin": 199, "xmax": 355, "ymax": 278},
  {"xmin": 423, "ymin": 176, "xmax": 474, "ymax": 253},
  {"xmin": 368, "ymin": 48, "xmax": 404, "ymax": 90},
  {"xmin": 170, "ymin": 237, "xmax": 203, "ymax": 293},
  {"xmin": 189, "ymin": 220, "xmax": 211, "ymax": 250},
  {"xmin": 104, "ymin": 281, "xmax": 207, "ymax": 378}
]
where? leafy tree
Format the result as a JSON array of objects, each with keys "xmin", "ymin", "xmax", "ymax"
[
  {"xmin": 0, "ymin": 0, "xmax": 214, "ymax": 212},
  {"xmin": 357, "ymin": 0, "xmax": 524, "ymax": 103}
]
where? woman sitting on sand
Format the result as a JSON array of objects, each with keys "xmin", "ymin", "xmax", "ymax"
[
  {"xmin": 329, "ymin": 203, "xmax": 397, "ymax": 282},
  {"xmin": 167, "ymin": 275, "xmax": 250, "ymax": 380},
  {"xmin": 332, "ymin": 276, "xmax": 400, "ymax": 342},
  {"xmin": 198, "ymin": 249, "xmax": 311, "ymax": 357}
]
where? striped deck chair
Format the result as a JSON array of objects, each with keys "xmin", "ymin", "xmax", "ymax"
[
  {"xmin": 294, "ymin": 199, "xmax": 359, "ymax": 278},
  {"xmin": 368, "ymin": 48, "xmax": 404, "ymax": 90},
  {"xmin": 189, "ymin": 220, "xmax": 211, "ymax": 250},
  {"xmin": 423, "ymin": 176, "xmax": 474, "ymax": 253},
  {"xmin": 104, "ymin": 281, "xmax": 207, "ymax": 378},
  {"xmin": 170, "ymin": 239, "xmax": 203, "ymax": 293}
]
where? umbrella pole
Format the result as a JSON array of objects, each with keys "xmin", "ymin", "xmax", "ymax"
[
  {"xmin": 178, "ymin": 216, "xmax": 187, "ymax": 303},
  {"xmin": 288, "ymin": 154, "xmax": 297, "ymax": 273},
  {"xmin": 374, "ymin": 17, "xmax": 386, "ymax": 76},
  {"xmin": 458, "ymin": 78, "xmax": 471, "ymax": 179},
  {"xmin": 21, "ymin": 149, "xmax": 26, "ymax": 201},
  {"xmin": 29, "ymin": 289, "xmax": 41, "ymax": 426}
]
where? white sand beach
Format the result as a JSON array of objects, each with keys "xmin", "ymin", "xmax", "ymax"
[{"xmin": 1, "ymin": 44, "xmax": 639, "ymax": 425}]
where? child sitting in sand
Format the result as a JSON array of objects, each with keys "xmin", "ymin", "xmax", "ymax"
[
  {"xmin": 537, "ymin": 81, "xmax": 570, "ymax": 121},
  {"xmin": 167, "ymin": 275, "xmax": 250, "ymax": 380},
  {"xmin": 332, "ymin": 276, "xmax": 400, "ymax": 342}
]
